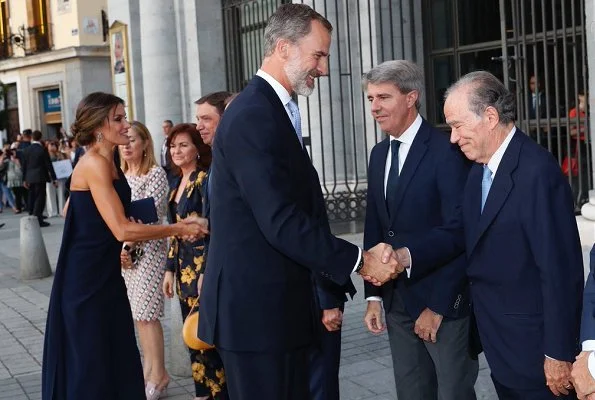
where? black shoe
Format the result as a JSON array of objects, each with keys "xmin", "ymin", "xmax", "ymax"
[
  {"xmin": 42, "ymin": 215, "xmax": 48, "ymax": 220},
  {"xmin": 0, "ymin": 223, "xmax": 4, "ymax": 229},
  {"xmin": 39, "ymin": 221, "xmax": 50, "ymax": 227}
]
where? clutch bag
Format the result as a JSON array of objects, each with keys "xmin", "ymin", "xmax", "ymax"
[
  {"xmin": 129, "ymin": 197, "xmax": 158, "ymax": 224},
  {"xmin": 182, "ymin": 300, "xmax": 215, "ymax": 351}
]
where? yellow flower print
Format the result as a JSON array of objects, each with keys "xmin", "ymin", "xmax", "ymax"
[
  {"xmin": 180, "ymin": 266, "xmax": 196, "ymax": 285},
  {"xmin": 168, "ymin": 239, "xmax": 178, "ymax": 259},
  {"xmin": 194, "ymin": 255, "xmax": 204, "ymax": 269},
  {"xmin": 216, "ymin": 368, "xmax": 226, "ymax": 384},
  {"xmin": 197, "ymin": 171, "xmax": 207, "ymax": 185},
  {"xmin": 192, "ymin": 362, "xmax": 206, "ymax": 382}
]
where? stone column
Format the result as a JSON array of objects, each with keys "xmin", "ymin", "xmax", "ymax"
[{"xmin": 138, "ymin": 0, "xmax": 182, "ymax": 159}]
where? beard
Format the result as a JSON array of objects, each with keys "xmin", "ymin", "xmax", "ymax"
[{"xmin": 284, "ymin": 54, "xmax": 317, "ymax": 97}]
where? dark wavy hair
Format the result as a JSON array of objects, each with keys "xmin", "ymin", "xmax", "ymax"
[
  {"xmin": 71, "ymin": 92, "xmax": 125, "ymax": 146},
  {"xmin": 166, "ymin": 123, "xmax": 212, "ymax": 175}
]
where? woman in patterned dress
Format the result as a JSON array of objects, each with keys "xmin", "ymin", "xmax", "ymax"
[
  {"xmin": 162, "ymin": 123, "xmax": 227, "ymax": 400},
  {"xmin": 119, "ymin": 121, "xmax": 170, "ymax": 399}
]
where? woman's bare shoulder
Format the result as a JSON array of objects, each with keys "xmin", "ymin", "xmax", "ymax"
[{"xmin": 70, "ymin": 152, "xmax": 112, "ymax": 191}]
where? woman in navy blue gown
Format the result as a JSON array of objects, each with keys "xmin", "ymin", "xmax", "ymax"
[{"xmin": 41, "ymin": 92, "xmax": 208, "ymax": 400}]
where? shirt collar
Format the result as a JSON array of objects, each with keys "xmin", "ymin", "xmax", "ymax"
[
  {"xmin": 256, "ymin": 69, "xmax": 292, "ymax": 106},
  {"xmin": 486, "ymin": 126, "xmax": 517, "ymax": 177},
  {"xmin": 388, "ymin": 114, "xmax": 422, "ymax": 145},
  {"xmin": 31, "ymin": 141, "xmax": 41, "ymax": 145}
]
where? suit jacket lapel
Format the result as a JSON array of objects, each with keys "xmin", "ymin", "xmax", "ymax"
[
  {"xmin": 464, "ymin": 164, "xmax": 483, "ymax": 251},
  {"xmin": 388, "ymin": 121, "xmax": 429, "ymax": 226},
  {"xmin": 468, "ymin": 132, "xmax": 521, "ymax": 255},
  {"xmin": 373, "ymin": 139, "xmax": 390, "ymax": 225},
  {"xmin": 203, "ymin": 168, "xmax": 211, "ymax": 218},
  {"xmin": 252, "ymin": 76, "xmax": 305, "ymax": 152}
]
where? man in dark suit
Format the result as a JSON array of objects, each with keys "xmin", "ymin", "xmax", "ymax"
[
  {"xmin": 444, "ymin": 71, "xmax": 583, "ymax": 399},
  {"xmin": 22, "ymin": 130, "xmax": 56, "ymax": 227},
  {"xmin": 572, "ymin": 246, "xmax": 595, "ymax": 399},
  {"xmin": 198, "ymin": 4, "xmax": 401, "ymax": 399},
  {"xmin": 362, "ymin": 60, "xmax": 477, "ymax": 400},
  {"xmin": 159, "ymin": 119, "xmax": 174, "ymax": 184},
  {"xmin": 309, "ymin": 238, "xmax": 356, "ymax": 400}
]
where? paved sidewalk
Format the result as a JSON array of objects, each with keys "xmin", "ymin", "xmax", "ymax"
[{"xmin": 1, "ymin": 211, "xmax": 593, "ymax": 399}]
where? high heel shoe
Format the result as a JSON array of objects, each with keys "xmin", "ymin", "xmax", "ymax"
[{"xmin": 145, "ymin": 381, "xmax": 168, "ymax": 400}]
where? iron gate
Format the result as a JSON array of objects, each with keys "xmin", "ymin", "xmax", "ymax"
[{"xmin": 425, "ymin": 0, "xmax": 590, "ymax": 209}]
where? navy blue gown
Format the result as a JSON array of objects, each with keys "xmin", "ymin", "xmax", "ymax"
[{"xmin": 42, "ymin": 168, "xmax": 145, "ymax": 400}]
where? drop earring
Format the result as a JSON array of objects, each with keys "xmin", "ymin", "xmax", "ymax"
[{"xmin": 97, "ymin": 132, "xmax": 103, "ymax": 142}]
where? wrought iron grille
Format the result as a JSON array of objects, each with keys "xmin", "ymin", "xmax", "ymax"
[{"xmin": 425, "ymin": 0, "xmax": 590, "ymax": 209}]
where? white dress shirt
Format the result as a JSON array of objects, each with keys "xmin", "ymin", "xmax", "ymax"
[
  {"xmin": 485, "ymin": 126, "xmax": 516, "ymax": 180},
  {"xmin": 255, "ymin": 69, "xmax": 362, "ymax": 273}
]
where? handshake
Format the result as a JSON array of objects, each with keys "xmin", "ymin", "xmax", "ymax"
[{"xmin": 358, "ymin": 243, "xmax": 408, "ymax": 286}]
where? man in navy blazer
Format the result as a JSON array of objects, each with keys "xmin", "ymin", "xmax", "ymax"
[
  {"xmin": 198, "ymin": 4, "xmax": 401, "ymax": 399},
  {"xmin": 572, "ymin": 246, "xmax": 595, "ymax": 399},
  {"xmin": 362, "ymin": 60, "xmax": 478, "ymax": 400},
  {"xmin": 444, "ymin": 71, "xmax": 583, "ymax": 399}
]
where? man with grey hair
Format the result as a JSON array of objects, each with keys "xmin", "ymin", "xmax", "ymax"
[
  {"xmin": 198, "ymin": 4, "xmax": 402, "ymax": 399},
  {"xmin": 363, "ymin": 59, "xmax": 478, "ymax": 400},
  {"xmin": 444, "ymin": 71, "xmax": 583, "ymax": 399}
]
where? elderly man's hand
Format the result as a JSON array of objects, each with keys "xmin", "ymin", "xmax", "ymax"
[
  {"xmin": 544, "ymin": 357, "xmax": 573, "ymax": 396},
  {"xmin": 572, "ymin": 352, "xmax": 595, "ymax": 399}
]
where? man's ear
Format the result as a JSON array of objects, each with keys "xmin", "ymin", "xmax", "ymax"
[
  {"xmin": 484, "ymin": 106, "xmax": 501, "ymax": 130},
  {"xmin": 407, "ymin": 91, "xmax": 419, "ymax": 109},
  {"xmin": 276, "ymin": 39, "xmax": 291, "ymax": 60}
]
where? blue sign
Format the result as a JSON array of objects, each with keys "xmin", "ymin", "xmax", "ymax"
[{"xmin": 42, "ymin": 89, "xmax": 61, "ymax": 113}]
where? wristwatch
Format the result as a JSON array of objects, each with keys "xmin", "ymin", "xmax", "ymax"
[{"xmin": 355, "ymin": 254, "xmax": 364, "ymax": 273}]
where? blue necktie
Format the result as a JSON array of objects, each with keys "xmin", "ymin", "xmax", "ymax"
[
  {"xmin": 385, "ymin": 140, "xmax": 401, "ymax": 215},
  {"xmin": 286, "ymin": 99, "xmax": 303, "ymax": 145},
  {"xmin": 481, "ymin": 165, "xmax": 492, "ymax": 213}
]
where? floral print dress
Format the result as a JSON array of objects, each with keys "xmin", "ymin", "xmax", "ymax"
[{"xmin": 166, "ymin": 169, "xmax": 226, "ymax": 399}]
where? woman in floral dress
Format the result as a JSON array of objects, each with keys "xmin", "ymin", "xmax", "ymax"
[
  {"xmin": 162, "ymin": 123, "xmax": 227, "ymax": 400},
  {"xmin": 119, "ymin": 121, "xmax": 170, "ymax": 399}
]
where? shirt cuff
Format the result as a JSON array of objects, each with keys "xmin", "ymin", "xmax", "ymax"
[
  {"xmin": 365, "ymin": 297, "xmax": 382, "ymax": 302},
  {"xmin": 351, "ymin": 247, "xmax": 363, "ymax": 273},
  {"xmin": 404, "ymin": 247, "xmax": 412, "ymax": 278},
  {"xmin": 589, "ymin": 352, "xmax": 595, "ymax": 380},
  {"xmin": 545, "ymin": 354, "xmax": 555, "ymax": 360},
  {"xmin": 583, "ymin": 340, "xmax": 595, "ymax": 352}
]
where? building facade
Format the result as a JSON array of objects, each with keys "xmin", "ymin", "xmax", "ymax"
[
  {"xmin": 108, "ymin": 0, "xmax": 594, "ymax": 226},
  {"xmin": 0, "ymin": 0, "xmax": 111, "ymax": 143}
]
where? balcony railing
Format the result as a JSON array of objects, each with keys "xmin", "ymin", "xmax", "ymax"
[{"xmin": 0, "ymin": 23, "xmax": 52, "ymax": 60}]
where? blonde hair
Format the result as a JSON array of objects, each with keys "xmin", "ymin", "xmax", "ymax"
[{"xmin": 120, "ymin": 121, "xmax": 158, "ymax": 176}]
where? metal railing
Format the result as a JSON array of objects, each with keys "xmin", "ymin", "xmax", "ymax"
[{"xmin": 0, "ymin": 23, "xmax": 52, "ymax": 60}]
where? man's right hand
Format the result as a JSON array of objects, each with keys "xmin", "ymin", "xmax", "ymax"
[
  {"xmin": 364, "ymin": 300, "xmax": 385, "ymax": 334},
  {"xmin": 359, "ymin": 243, "xmax": 403, "ymax": 286}
]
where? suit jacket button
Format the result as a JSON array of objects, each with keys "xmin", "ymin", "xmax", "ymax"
[{"xmin": 388, "ymin": 231, "xmax": 395, "ymax": 237}]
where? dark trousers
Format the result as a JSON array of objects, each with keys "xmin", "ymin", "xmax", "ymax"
[
  {"xmin": 491, "ymin": 374, "xmax": 577, "ymax": 400},
  {"xmin": 218, "ymin": 346, "xmax": 310, "ymax": 400},
  {"xmin": 28, "ymin": 182, "xmax": 46, "ymax": 222},
  {"xmin": 309, "ymin": 316, "xmax": 342, "ymax": 400},
  {"xmin": 11, "ymin": 187, "xmax": 25, "ymax": 211},
  {"xmin": 386, "ymin": 291, "xmax": 478, "ymax": 400}
]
